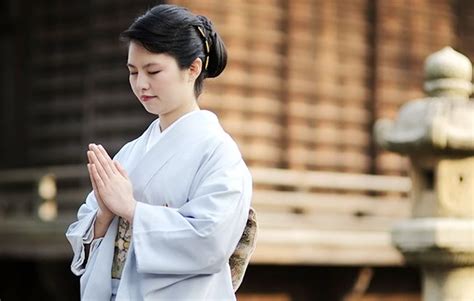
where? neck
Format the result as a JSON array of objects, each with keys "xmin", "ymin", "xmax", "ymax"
[{"xmin": 159, "ymin": 101, "xmax": 200, "ymax": 131}]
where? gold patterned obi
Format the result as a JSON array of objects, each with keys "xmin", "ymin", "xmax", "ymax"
[{"xmin": 111, "ymin": 217, "xmax": 132, "ymax": 279}]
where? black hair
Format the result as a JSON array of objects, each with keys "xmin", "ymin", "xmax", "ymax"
[{"xmin": 120, "ymin": 4, "xmax": 227, "ymax": 97}]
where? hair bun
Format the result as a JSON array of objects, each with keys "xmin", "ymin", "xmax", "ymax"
[
  {"xmin": 196, "ymin": 15, "xmax": 214, "ymax": 38},
  {"xmin": 195, "ymin": 15, "xmax": 227, "ymax": 78}
]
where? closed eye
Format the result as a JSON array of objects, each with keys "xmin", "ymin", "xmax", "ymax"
[{"xmin": 128, "ymin": 71, "xmax": 160, "ymax": 75}]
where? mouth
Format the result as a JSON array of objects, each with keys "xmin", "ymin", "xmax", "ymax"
[{"xmin": 140, "ymin": 95, "xmax": 156, "ymax": 102}]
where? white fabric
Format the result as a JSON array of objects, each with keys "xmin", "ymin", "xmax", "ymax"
[
  {"xmin": 144, "ymin": 118, "xmax": 161, "ymax": 153},
  {"xmin": 111, "ymin": 278, "xmax": 120, "ymax": 301},
  {"xmin": 145, "ymin": 110, "xmax": 200, "ymax": 153},
  {"xmin": 66, "ymin": 110, "xmax": 252, "ymax": 301}
]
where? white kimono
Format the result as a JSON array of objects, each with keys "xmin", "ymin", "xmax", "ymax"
[{"xmin": 66, "ymin": 110, "xmax": 252, "ymax": 300}]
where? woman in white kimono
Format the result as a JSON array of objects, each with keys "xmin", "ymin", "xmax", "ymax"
[{"xmin": 66, "ymin": 4, "xmax": 256, "ymax": 300}]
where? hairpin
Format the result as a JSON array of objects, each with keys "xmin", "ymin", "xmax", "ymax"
[{"xmin": 196, "ymin": 26, "xmax": 210, "ymax": 70}]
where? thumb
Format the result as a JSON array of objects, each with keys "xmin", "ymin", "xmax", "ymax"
[{"xmin": 114, "ymin": 161, "xmax": 129, "ymax": 179}]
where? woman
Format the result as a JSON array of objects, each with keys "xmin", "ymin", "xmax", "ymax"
[{"xmin": 66, "ymin": 4, "xmax": 256, "ymax": 300}]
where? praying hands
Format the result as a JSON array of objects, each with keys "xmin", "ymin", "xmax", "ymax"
[{"xmin": 87, "ymin": 143, "xmax": 137, "ymax": 224}]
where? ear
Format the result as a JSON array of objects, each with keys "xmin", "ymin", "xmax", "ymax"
[{"xmin": 188, "ymin": 57, "xmax": 203, "ymax": 82}]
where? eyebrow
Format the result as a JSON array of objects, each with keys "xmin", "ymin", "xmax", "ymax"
[{"xmin": 126, "ymin": 63, "xmax": 161, "ymax": 68}]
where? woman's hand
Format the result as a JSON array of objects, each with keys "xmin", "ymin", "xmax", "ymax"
[
  {"xmin": 86, "ymin": 157, "xmax": 114, "ymax": 221},
  {"xmin": 87, "ymin": 144, "xmax": 137, "ymax": 223}
]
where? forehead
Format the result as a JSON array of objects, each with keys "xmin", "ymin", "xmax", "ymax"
[{"xmin": 127, "ymin": 42, "xmax": 176, "ymax": 67}]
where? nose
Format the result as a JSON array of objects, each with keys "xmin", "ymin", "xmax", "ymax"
[{"xmin": 135, "ymin": 72, "xmax": 150, "ymax": 91}]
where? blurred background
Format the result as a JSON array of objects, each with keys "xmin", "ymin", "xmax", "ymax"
[{"xmin": 0, "ymin": 0, "xmax": 473, "ymax": 300}]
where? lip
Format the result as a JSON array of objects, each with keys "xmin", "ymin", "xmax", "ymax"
[{"xmin": 140, "ymin": 95, "xmax": 156, "ymax": 102}]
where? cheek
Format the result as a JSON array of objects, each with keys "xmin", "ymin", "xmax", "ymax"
[
  {"xmin": 150, "ymin": 75, "xmax": 173, "ymax": 92},
  {"xmin": 129, "ymin": 77, "xmax": 136, "ymax": 91}
]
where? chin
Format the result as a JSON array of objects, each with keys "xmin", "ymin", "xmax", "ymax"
[
  {"xmin": 148, "ymin": 110, "xmax": 162, "ymax": 116},
  {"xmin": 141, "ymin": 104, "xmax": 160, "ymax": 115}
]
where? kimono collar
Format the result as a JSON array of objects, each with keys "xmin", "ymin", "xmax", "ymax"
[{"xmin": 127, "ymin": 110, "xmax": 220, "ymax": 202}]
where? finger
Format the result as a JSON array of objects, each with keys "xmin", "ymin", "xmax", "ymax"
[
  {"xmin": 114, "ymin": 161, "xmax": 129, "ymax": 179},
  {"xmin": 87, "ymin": 150, "xmax": 94, "ymax": 164},
  {"xmin": 88, "ymin": 164, "xmax": 104, "ymax": 205},
  {"xmin": 91, "ymin": 164, "xmax": 105, "ymax": 189},
  {"xmin": 89, "ymin": 151, "xmax": 109, "ymax": 181},
  {"xmin": 87, "ymin": 163, "xmax": 99, "ymax": 194},
  {"xmin": 97, "ymin": 144, "xmax": 112, "ymax": 161},
  {"xmin": 97, "ymin": 144, "xmax": 120, "ymax": 174},
  {"xmin": 90, "ymin": 144, "xmax": 115, "ymax": 177}
]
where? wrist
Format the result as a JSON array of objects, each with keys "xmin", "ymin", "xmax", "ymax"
[
  {"xmin": 97, "ymin": 208, "xmax": 114, "ymax": 223},
  {"xmin": 124, "ymin": 199, "xmax": 137, "ymax": 224},
  {"xmin": 94, "ymin": 209, "xmax": 114, "ymax": 239}
]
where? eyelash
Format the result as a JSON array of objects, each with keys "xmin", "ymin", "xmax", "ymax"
[{"xmin": 129, "ymin": 71, "xmax": 161, "ymax": 76}]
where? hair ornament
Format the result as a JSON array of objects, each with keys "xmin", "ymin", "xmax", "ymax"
[{"xmin": 196, "ymin": 26, "xmax": 210, "ymax": 70}]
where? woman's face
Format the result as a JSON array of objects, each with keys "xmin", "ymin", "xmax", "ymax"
[{"xmin": 127, "ymin": 42, "xmax": 196, "ymax": 116}]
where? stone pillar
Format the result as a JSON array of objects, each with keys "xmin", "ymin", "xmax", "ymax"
[{"xmin": 374, "ymin": 47, "xmax": 474, "ymax": 301}]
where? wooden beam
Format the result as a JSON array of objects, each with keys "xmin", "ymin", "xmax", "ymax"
[
  {"xmin": 250, "ymin": 167, "xmax": 411, "ymax": 193},
  {"xmin": 251, "ymin": 228, "xmax": 404, "ymax": 266}
]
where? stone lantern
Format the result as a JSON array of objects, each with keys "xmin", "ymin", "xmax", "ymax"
[{"xmin": 374, "ymin": 47, "xmax": 474, "ymax": 301}]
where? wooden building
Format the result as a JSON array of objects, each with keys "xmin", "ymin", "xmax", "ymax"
[{"xmin": 0, "ymin": 0, "xmax": 473, "ymax": 300}]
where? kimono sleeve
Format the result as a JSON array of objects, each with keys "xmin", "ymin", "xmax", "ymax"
[
  {"xmin": 65, "ymin": 191, "xmax": 100, "ymax": 276},
  {"xmin": 65, "ymin": 142, "xmax": 131, "ymax": 276},
  {"xmin": 132, "ymin": 140, "xmax": 252, "ymax": 275}
]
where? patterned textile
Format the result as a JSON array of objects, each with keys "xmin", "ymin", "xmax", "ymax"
[
  {"xmin": 229, "ymin": 207, "xmax": 258, "ymax": 292},
  {"xmin": 109, "ymin": 206, "xmax": 258, "ymax": 288},
  {"xmin": 111, "ymin": 217, "xmax": 132, "ymax": 279}
]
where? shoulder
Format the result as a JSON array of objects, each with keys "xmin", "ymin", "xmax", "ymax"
[
  {"xmin": 194, "ymin": 133, "xmax": 248, "ymax": 186},
  {"xmin": 197, "ymin": 117, "xmax": 243, "ymax": 166},
  {"xmin": 214, "ymin": 133, "xmax": 242, "ymax": 161}
]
